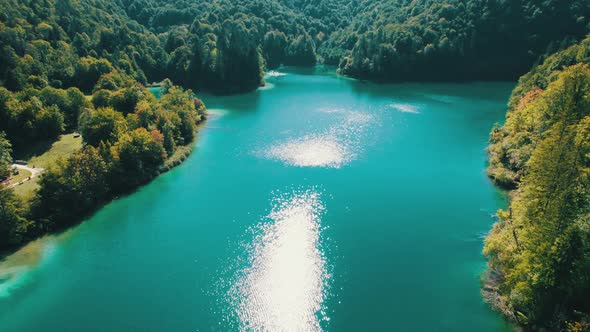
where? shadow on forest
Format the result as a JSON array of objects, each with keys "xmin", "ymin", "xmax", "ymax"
[{"xmin": 12, "ymin": 138, "xmax": 56, "ymax": 162}]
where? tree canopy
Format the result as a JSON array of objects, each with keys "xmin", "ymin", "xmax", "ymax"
[
  {"xmin": 2, "ymin": 0, "xmax": 589, "ymax": 94},
  {"xmin": 488, "ymin": 35, "xmax": 590, "ymax": 189},
  {"xmin": 484, "ymin": 51, "xmax": 590, "ymax": 329}
]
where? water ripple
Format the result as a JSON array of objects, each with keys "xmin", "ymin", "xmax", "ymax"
[
  {"xmin": 260, "ymin": 110, "xmax": 374, "ymax": 168},
  {"xmin": 388, "ymin": 103, "xmax": 420, "ymax": 114},
  {"xmin": 231, "ymin": 190, "xmax": 329, "ymax": 331}
]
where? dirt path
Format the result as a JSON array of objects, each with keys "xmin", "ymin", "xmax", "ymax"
[{"xmin": 4, "ymin": 164, "xmax": 45, "ymax": 189}]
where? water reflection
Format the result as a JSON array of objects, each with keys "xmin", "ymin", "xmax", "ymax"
[
  {"xmin": 260, "ymin": 109, "xmax": 374, "ymax": 169},
  {"xmin": 231, "ymin": 190, "xmax": 329, "ymax": 331}
]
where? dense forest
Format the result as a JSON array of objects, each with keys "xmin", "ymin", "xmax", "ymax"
[
  {"xmin": 484, "ymin": 37, "xmax": 590, "ymax": 330},
  {"xmin": 1, "ymin": 0, "xmax": 589, "ymax": 94},
  {"xmin": 488, "ymin": 36, "xmax": 590, "ymax": 189},
  {"xmin": 1, "ymin": 0, "xmax": 590, "ymax": 329},
  {"xmin": 333, "ymin": 0, "xmax": 590, "ymax": 81}
]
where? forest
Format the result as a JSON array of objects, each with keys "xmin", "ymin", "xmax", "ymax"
[
  {"xmin": 1, "ymin": 0, "xmax": 590, "ymax": 329},
  {"xmin": 1, "ymin": 0, "xmax": 589, "ymax": 94},
  {"xmin": 484, "ymin": 37, "xmax": 590, "ymax": 330}
]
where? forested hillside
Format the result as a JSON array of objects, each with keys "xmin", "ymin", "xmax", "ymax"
[
  {"xmin": 0, "ymin": 0, "xmax": 167, "ymax": 91},
  {"xmin": 118, "ymin": 0, "xmax": 352, "ymax": 91},
  {"xmin": 488, "ymin": 36, "xmax": 590, "ymax": 188},
  {"xmin": 334, "ymin": 0, "xmax": 590, "ymax": 81},
  {"xmin": 484, "ymin": 37, "xmax": 590, "ymax": 330},
  {"xmin": 2, "ymin": 0, "xmax": 589, "ymax": 95},
  {"xmin": 0, "ymin": 0, "xmax": 350, "ymax": 93},
  {"xmin": 123, "ymin": 0, "xmax": 590, "ymax": 83}
]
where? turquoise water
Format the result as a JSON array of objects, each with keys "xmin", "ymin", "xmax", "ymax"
[
  {"xmin": 0, "ymin": 68, "xmax": 514, "ymax": 331},
  {"xmin": 148, "ymin": 86, "xmax": 162, "ymax": 99}
]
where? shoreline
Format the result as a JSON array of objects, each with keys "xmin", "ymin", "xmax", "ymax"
[
  {"xmin": 0, "ymin": 116, "xmax": 207, "ymax": 260},
  {"xmin": 159, "ymin": 119, "xmax": 207, "ymax": 174}
]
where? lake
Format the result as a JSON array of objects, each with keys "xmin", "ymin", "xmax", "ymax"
[{"xmin": 0, "ymin": 67, "xmax": 515, "ymax": 331}]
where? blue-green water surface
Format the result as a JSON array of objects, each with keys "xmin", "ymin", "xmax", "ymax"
[{"xmin": 0, "ymin": 67, "xmax": 514, "ymax": 331}]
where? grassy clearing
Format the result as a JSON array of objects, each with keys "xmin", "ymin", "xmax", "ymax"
[
  {"xmin": 10, "ymin": 168, "xmax": 32, "ymax": 184},
  {"xmin": 12, "ymin": 179, "xmax": 38, "ymax": 202},
  {"xmin": 27, "ymin": 134, "xmax": 83, "ymax": 169},
  {"xmin": 12, "ymin": 134, "xmax": 83, "ymax": 200}
]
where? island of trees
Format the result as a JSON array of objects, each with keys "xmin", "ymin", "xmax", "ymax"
[{"xmin": 0, "ymin": 0, "xmax": 590, "ymax": 329}]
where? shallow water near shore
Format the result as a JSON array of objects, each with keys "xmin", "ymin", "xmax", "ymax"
[{"xmin": 0, "ymin": 67, "xmax": 514, "ymax": 331}]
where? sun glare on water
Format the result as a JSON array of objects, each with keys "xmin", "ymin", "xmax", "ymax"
[
  {"xmin": 265, "ymin": 71, "xmax": 287, "ymax": 78},
  {"xmin": 261, "ymin": 109, "xmax": 374, "ymax": 168},
  {"xmin": 231, "ymin": 190, "xmax": 329, "ymax": 331},
  {"xmin": 389, "ymin": 103, "xmax": 420, "ymax": 114},
  {"xmin": 266, "ymin": 134, "xmax": 350, "ymax": 168}
]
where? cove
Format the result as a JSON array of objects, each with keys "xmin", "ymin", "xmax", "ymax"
[{"xmin": 0, "ymin": 67, "xmax": 515, "ymax": 331}]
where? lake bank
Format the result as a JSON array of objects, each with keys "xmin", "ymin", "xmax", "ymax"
[
  {"xmin": 0, "ymin": 68, "xmax": 516, "ymax": 331},
  {"xmin": 0, "ymin": 90, "xmax": 207, "ymax": 258}
]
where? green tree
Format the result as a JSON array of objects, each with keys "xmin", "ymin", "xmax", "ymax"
[
  {"xmin": 39, "ymin": 86, "xmax": 86, "ymax": 130},
  {"xmin": 33, "ymin": 146, "xmax": 110, "ymax": 227},
  {"xmin": 0, "ymin": 131, "xmax": 12, "ymax": 178},
  {"xmin": 286, "ymin": 33, "xmax": 316, "ymax": 66},
  {"xmin": 161, "ymin": 86, "xmax": 200, "ymax": 144},
  {"xmin": 0, "ymin": 188, "xmax": 31, "ymax": 250},
  {"xmin": 110, "ymin": 85, "xmax": 148, "ymax": 114},
  {"xmin": 111, "ymin": 128, "xmax": 166, "ymax": 190},
  {"xmin": 484, "ymin": 65, "xmax": 590, "ymax": 328},
  {"xmin": 75, "ymin": 57, "xmax": 114, "ymax": 93},
  {"xmin": 263, "ymin": 31, "xmax": 287, "ymax": 69},
  {"xmin": 79, "ymin": 107, "xmax": 128, "ymax": 146},
  {"xmin": 65, "ymin": 87, "xmax": 87, "ymax": 130}
]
